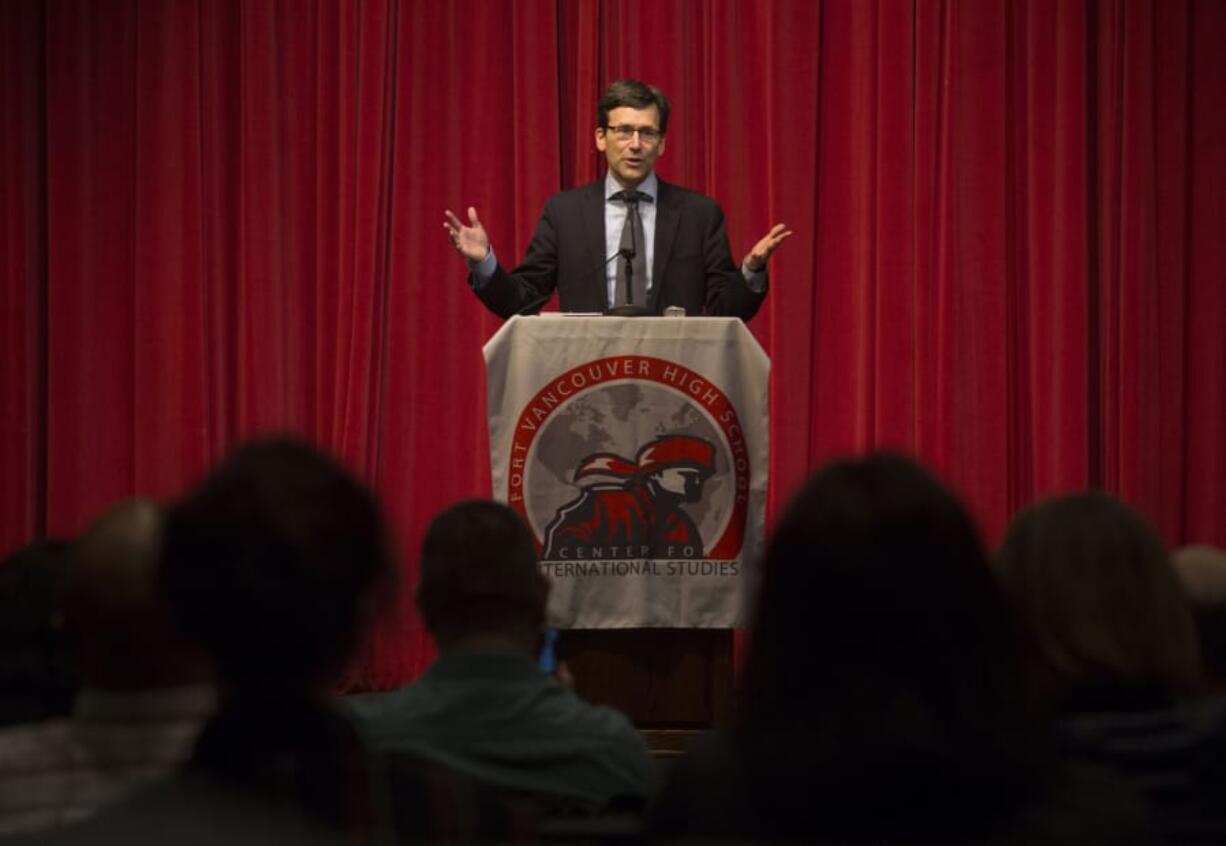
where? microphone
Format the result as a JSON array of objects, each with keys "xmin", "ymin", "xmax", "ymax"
[
  {"xmin": 517, "ymin": 249, "xmax": 628, "ymax": 316},
  {"xmin": 507, "ymin": 245, "xmax": 627, "ymax": 317},
  {"xmin": 590, "ymin": 248, "xmax": 630, "ymax": 304}
]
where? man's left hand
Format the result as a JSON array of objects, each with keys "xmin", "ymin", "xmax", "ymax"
[{"xmin": 743, "ymin": 223, "xmax": 793, "ymax": 273}]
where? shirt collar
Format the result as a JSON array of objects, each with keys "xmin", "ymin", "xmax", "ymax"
[
  {"xmin": 605, "ymin": 171, "xmax": 658, "ymax": 203},
  {"xmin": 425, "ymin": 652, "xmax": 544, "ymax": 683}
]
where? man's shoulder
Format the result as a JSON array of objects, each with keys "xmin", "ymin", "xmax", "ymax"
[
  {"xmin": 345, "ymin": 666, "xmax": 642, "ymax": 761},
  {"xmin": 658, "ymin": 179, "xmax": 721, "ymax": 212},
  {"xmin": 544, "ymin": 180, "xmax": 603, "ymax": 210},
  {"xmin": 553, "ymin": 695, "xmax": 656, "ymax": 793},
  {"xmin": 346, "ymin": 655, "xmax": 545, "ymax": 721},
  {"xmin": 343, "ymin": 684, "xmax": 425, "ymax": 723}
]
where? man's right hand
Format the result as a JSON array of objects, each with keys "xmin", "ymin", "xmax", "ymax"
[{"xmin": 443, "ymin": 206, "xmax": 490, "ymax": 263}]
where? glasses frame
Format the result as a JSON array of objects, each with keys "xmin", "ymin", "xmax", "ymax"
[{"xmin": 603, "ymin": 124, "xmax": 664, "ymax": 145}]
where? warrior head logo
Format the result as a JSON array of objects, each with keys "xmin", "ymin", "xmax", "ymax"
[
  {"xmin": 542, "ymin": 435, "xmax": 717, "ymax": 560},
  {"xmin": 505, "ymin": 355, "xmax": 751, "ymax": 562}
]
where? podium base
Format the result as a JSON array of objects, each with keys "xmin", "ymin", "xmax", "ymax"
[
  {"xmin": 558, "ymin": 628, "xmax": 733, "ymax": 729},
  {"xmin": 605, "ymin": 304, "xmax": 651, "ymax": 317}
]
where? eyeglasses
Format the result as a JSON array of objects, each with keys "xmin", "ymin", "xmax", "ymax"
[{"xmin": 604, "ymin": 125, "xmax": 663, "ymax": 145}]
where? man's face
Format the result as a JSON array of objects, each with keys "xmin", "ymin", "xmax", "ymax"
[{"xmin": 595, "ymin": 105, "xmax": 667, "ymax": 189}]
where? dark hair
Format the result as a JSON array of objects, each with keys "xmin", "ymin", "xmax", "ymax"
[
  {"xmin": 0, "ymin": 539, "xmax": 75, "ymax": 725},
  {"xmin": 416, "ymin": 500, "xmax": 543, "ymax": 648},
  {"xmin": 995, "ymin": 492, "xmax": 1202, "ymax": 708},
  {"xmin": 597, "ymin": 79, "xmax": 671, "ymax": 134},
  {"xmin": 67, "ymin": 498, "xmax": 209, "ymax": 688},
  {"xmin": 160, "ymin": 438, "xmax": 392, "ymax": 690},
  {"xmin": 737, "ymin": 454, "xmax": 1049, "ymax": 838}
]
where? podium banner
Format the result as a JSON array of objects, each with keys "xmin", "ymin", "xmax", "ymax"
[{"xmin": 484, "ymin": 316, "xmax": 769, "ymax": 628}]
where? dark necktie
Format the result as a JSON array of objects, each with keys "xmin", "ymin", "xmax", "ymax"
[{"xmin": 611, "ymin": 190, "xmax": 650, "ymax": 308}]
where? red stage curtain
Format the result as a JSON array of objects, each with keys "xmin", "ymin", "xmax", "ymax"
[{"xmin": 2, "ymin": 0, "xmax": 1224, "ymax": 689}]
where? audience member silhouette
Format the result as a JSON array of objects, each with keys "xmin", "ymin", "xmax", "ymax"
[
  {"xmin": 997, "ymin": 492, "xmax": 1224, "ymax": 843},
  {"xmin": 651, "ymin": 454, "xmax": 1145, "ymax": 842},
  {"xmin": 997, "ymin": 492, "xmax": 1201, "ymax": 711},
  {"xmin": 348, "ymin": 499, "xmax": 656, "ymax": 815},
  {"xmin": 0, "ymin": 500, "xmax": 214, "ymax": 834},
  {"xmin": 48, "ymin": 438, "xmax": 396, "ymax": 844},
  {"xmin": 0, "ymin": 539, "xmax": 73, "ymax": 727}
]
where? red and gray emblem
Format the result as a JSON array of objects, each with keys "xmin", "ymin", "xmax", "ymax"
[
  {"xmin": 507, "ymin": 355, "xmax": 751, "ymax": 561},
  {"xmin": 542, "ymin": 435, "xmax": 717, "ymax": 560}
]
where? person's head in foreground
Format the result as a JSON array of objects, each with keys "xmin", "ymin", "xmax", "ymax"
[
  {"xmin": 160, "ymin": 437, "xmax": 394, "ymax": 696},
  {"xmin": 995, "ymin": 491, "xmax": 1201, "ymax": 712},
  {"xmin": 68, "ymin": 497, "xmax": 211, "ymax": 691},
  {"xmin": 735, "ymin": 453, "xmax": 1051, "ymax": 840},
  {"xmin": 415, "ymin": 499, "xmax": 547, "ymax": 656}
]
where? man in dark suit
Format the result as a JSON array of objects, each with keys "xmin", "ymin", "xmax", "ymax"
[{"xmin": 444, "ymin": 80, "xmax": 791, "ymax": 320}]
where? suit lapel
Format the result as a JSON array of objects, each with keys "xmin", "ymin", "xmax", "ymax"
[
  {"xmin": 650, "ymin": 180, "xmax": 680, "ymax": 312},
  {"xmin": 580, "ymin": 181, "xmax": 608, "ymax": 310}
]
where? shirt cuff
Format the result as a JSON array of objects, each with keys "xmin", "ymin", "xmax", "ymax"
[
  {"xmin": 468, "ymin": 247, "xmax": 498, "ymax": 289},
  {"xmin": 742, "ymin": 262, "xmax": 766, "ymax": 293}
]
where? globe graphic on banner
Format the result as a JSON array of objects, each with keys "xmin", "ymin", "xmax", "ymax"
[{"xmin": 522, "ymin": 381, "xmax": 733, "ymax": 553}]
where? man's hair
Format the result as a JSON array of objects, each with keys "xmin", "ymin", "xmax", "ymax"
[
  {"xmin": 995, "ymin": 492, "xmax": 1202, "ymax": 706},
  {"xmin": 416, "ymin": 500, "xmax": 543, "ymax": 648},
  {"xmin": 68, "ymin": 498, "xmax": 208, "ymax": 689},
  {"xmin": 160, "ymin": 437, "xmax": 392, "ymax": 690},
  {"xmin": 597, "ymin": 79, "xmax": 671, "ymax": 134}
]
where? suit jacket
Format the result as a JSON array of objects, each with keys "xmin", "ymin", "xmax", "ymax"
[{"xmin": 472, "ymin": 178, "xmax": 767, "ymax": 320}]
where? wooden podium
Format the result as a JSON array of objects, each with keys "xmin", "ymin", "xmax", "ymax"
[
  {"xmin": 483, "ymin": 316, "xmax": 768, "ymax": 745},
  {"xmin": 557, "ymin": 629, "xmax": 734, "ymax": 751}
]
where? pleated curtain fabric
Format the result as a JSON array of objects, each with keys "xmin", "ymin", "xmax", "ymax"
[{"xmin": 2, "ymin": 0, "xmax": 1224, "ymax": 689}]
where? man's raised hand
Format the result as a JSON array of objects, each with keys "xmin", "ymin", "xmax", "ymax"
[
  {"xmin": 743, "ymin": 223, "xmax": 793, "ymax": 273},
  {"xmin": 443, "ymin": 207, "xmax": 491, "ymax": 263}
]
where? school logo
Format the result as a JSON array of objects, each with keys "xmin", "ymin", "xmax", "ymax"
[
  {"xmin": 543, "ymin": 434, "xmax": 716, "ymax": 560},
  {"xmin": 505, "ymin": 355, "xmax": 750, "ymax": 562}
]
